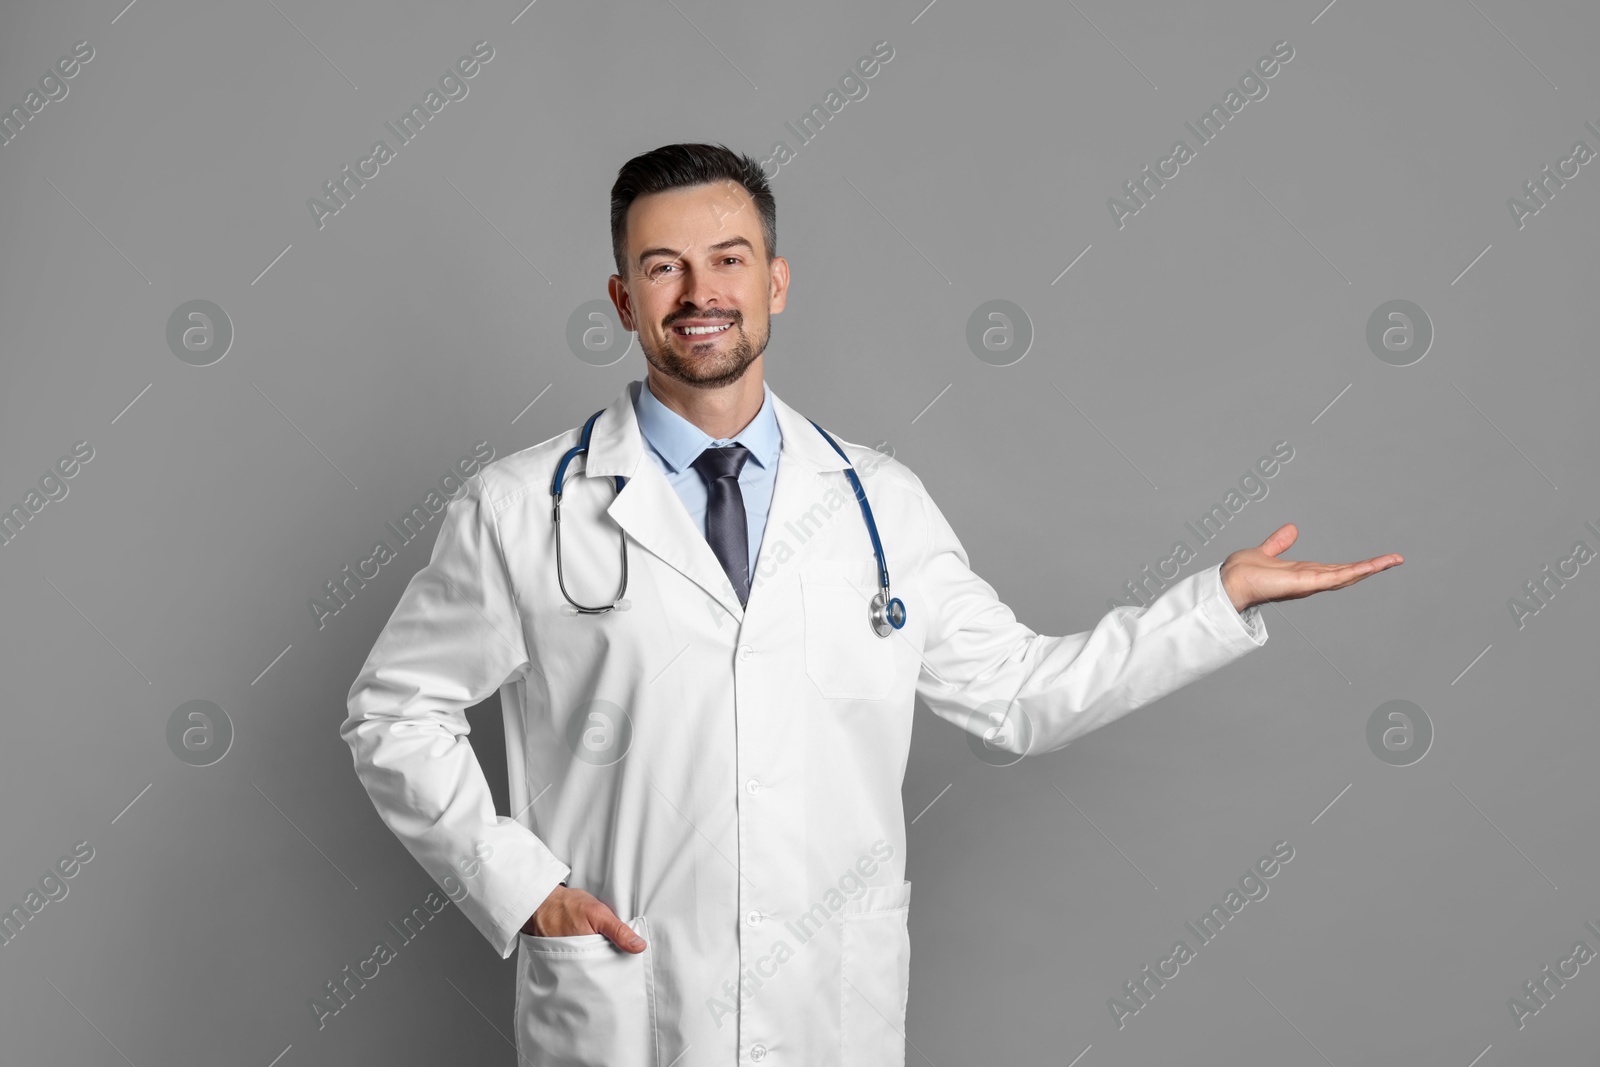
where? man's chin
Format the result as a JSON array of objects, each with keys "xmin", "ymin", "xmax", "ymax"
[
  {"xmin": 645, "ymin": 342, "xmax": 762, "ymax": 388},
  {"xmin": 664, "ymin": 358, "xmax": 753, "ymax": 389}
]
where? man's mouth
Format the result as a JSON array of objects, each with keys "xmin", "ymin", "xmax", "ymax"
[{"xmin": 672, "ymin": 322, "xmax": 734, "ymax": 337}]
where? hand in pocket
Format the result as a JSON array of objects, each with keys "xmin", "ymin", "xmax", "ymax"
[{"xmin": 523, "ymin": 884, "xmax": 647, "ymax": 951}]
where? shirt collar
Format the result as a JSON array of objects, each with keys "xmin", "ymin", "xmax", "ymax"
[{"xmin": 633, "ymin": 376, "xmax": 782, "ymax": 474}]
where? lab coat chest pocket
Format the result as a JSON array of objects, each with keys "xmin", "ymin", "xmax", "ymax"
[
  {"xmin": 516, "ymin": 916, "xmax": 658, "ymax": 1067},
  {"xmin": 840, "ymin": 880, "xmax": 912, "ymax": 1067},
  {"xmin": 800, "ymin": 558, "xmax": 895, "ymax": 700}
]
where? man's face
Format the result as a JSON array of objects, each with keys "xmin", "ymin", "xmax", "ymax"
[{"xmin": 609, "ymin": 180, "xmax": 788, "ymax": 390}]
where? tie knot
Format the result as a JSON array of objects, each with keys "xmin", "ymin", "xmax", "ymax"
[{"xmin": 690, "ymin": 444, "xmax": 750, "ymax": 483}]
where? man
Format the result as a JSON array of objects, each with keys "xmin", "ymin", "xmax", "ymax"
[{"xmin": 342, "ymin": 142, "xmax": 1402, "ymax": 1066}]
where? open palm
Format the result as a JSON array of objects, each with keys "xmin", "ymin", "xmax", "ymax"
[{"xmin": 1221, "ymin": 523, "xmax": 1403, "ymax": 613}]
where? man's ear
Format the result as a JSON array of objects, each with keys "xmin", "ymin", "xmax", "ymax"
[
  {"xmin": 768, "ymin": 256, "xmax": 790, "ymax": 315},
  {"xmin": 608, "ymin": 275, "xmax": 636, "ymax": 330}
]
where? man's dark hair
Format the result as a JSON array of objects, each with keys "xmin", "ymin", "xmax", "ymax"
[{"xmin": 610, "ymin": 143, "xmax": 776, "ymax": 279}]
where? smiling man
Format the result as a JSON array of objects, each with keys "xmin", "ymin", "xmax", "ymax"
[{"xmin": 342, "ymin": 142, "xmax": 1403, "ymax": 1067}]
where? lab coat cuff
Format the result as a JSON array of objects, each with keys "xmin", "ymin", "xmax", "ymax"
[
  {"xmin": 1199, "ymin": 563, "xmax": 1268, "ymax": 650},
  {"xmin": 484, "ymin": 852, "xmax": 571, "ymax": 960}
]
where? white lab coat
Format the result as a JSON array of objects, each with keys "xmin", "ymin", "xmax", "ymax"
[{"xmin": 342, "ymin": 378, "xmax": 1268, "ymax": 1067}]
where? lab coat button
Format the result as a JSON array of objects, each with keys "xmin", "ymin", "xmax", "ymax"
[
  {"xmin": 746, "ymin": 909, "xmax": 764, "ymax": 927},
  {"xmin": 736, "ymin": 644, "xmax": 753, "ymax": 662},
  {"xmin": 750, "ymin": 1043, "xmax": 768, "ymax": 1061},
  {"xmin": 745, "ymin": 777, "xmax": 761, "ymax": 794}
]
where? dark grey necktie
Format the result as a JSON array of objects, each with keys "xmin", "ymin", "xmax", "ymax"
[{"xmin": 690, "ymin": 444, "xmax": 751, "ymax": 606}]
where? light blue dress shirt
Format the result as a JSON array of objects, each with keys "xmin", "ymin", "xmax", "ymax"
[{"xmin": 632, "ymin": 377, "xmax": 782, "ymax": 577}]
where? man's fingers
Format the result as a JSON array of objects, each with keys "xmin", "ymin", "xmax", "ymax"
[
  {"xmin": 1336, "ymin": 554, "xmax": 1404, "ymax": 580},
  {"xmin": 1258, "ymin": 522, "xmax": 1299, "ymax": 559},
  {"xmin": 597, "ymin": 910, "xmax": 647, "ymax": 953},
  {"xmin": 1313, "ymin": 555, "xmax": 1403, "ymax": 591}
]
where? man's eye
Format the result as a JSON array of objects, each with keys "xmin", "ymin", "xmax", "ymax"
[{"xmin": 652, "ymin": 263, "xmax": 678, "ymax": 275}]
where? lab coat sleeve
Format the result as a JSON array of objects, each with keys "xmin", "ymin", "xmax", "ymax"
[
  {"xmin": 341, "ymin": 474, "xmax": 570, "ymax": 960},
  {"xmin": 910, "ymin": 484, "xmax": 1267, "ymax": 757}
]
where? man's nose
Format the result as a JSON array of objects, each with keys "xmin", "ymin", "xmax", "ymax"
[{"xmin": 679, "ymin": 276, "xmax": 727, "ymax": 315}]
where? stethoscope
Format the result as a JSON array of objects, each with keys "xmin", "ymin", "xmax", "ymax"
[{"xmin": 551, "ymin": 406, "xmax": 908, "ymax": 637}]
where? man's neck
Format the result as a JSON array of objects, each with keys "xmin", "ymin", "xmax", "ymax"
[{"xmin": 644, "ymin": 366, "xmax": 765, "ymax": 440}]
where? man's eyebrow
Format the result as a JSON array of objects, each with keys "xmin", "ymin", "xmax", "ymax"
[{"xmin": 636, "ymin": 236, "xmax": 755, "ymax": 267}]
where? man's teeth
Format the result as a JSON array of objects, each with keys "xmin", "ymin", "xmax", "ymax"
[{"xmin": 677, "ymin": 323, "xmax": 731, "ymax": 335}]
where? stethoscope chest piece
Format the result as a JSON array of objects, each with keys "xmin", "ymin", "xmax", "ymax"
[{"xmin": 870, "ymin": 591, "xmax": 907, "ymax": 638}]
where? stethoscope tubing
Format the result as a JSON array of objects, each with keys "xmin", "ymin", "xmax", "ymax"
[
  {"xmin": 550, "ymin": 405, "xmax": 906, "ymax": 636},
  {"xmin": 551, "ymin": 409, "xmax": 630, "ymax": 614}
]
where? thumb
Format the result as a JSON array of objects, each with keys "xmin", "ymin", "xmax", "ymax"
[
  {"xmin": 597, "ymin": 909, "xmax": 646, "ymax": 953},
  {"xmin": 1259, "ymin": 522, "xmax": 1298, "ymax": 558}
]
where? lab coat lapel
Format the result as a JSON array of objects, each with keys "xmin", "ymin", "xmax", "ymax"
[
  {"xmin": 750, "ymin": 390, "xmax": 855, "ymax": 591},
  {"xmin": 585, "ymin": 380, "xmax": 746, "ymax": 620},
  {"xmin": 581, "ymin": 379, "xmax": 854, "ymax": 623}
]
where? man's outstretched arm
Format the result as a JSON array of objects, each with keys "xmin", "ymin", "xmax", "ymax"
[{"xmin": 910, "ymin": 484, "xmax": 1401, "ymax": 757}]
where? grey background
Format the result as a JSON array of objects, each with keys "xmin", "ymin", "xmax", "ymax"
[{"xmin": 1, "ymin": 0, "xmax": 1596, "ymax": 1063}]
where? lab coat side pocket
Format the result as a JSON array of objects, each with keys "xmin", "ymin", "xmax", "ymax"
[
  {"xmin": 517, "ymin": 915, "xmax": 658, "ymax": 1067},
  {"xmin": 839, "ymin": 881, "xmax": 911, "ymax": 1067}
]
